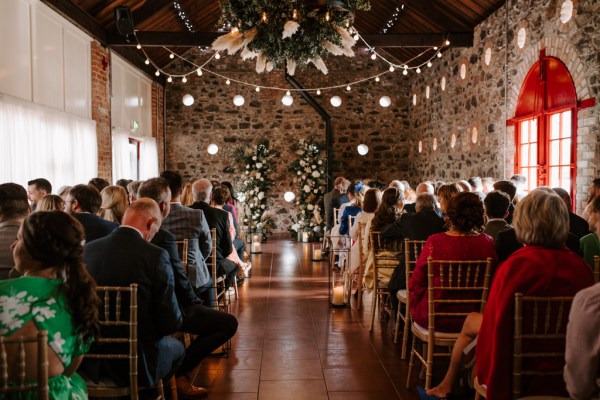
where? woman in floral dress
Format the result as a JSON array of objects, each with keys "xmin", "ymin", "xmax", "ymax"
[{"xmin": 0, "ymin": 210, "xmax": 99, "ymax": 399}]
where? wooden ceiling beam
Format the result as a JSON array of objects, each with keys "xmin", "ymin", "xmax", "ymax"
[
  {"xmin": 131, "ymin": 0, "xmax": 174, "ymax": 27},
  {"xmin": 403, "ymin": 0, "xmax": 473, "ymax": 31},
  {"xmin": 107, "ymin": 31, "xmax": 473, "ymax": 48}
]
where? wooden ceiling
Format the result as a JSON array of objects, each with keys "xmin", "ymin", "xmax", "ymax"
[{"xmin": 41, "ymin": 0, "xmax": 505, "ymax": 81}]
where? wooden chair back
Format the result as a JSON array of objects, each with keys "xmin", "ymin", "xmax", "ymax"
[
  {"xmin": 594, "ymin": 255, "xmax": 599, "ymax": 283},
  {"xmin": 85, "ymin": 284, "xmax": 139, "ymax": 399},
  {"xmin": 175, "ymin": 239, "xmax": 189, "ymax": 276},
  {"xmin": 426, "ymin": 257, "xmax": 492, "ymax": 332},
  {"xmin": 404, "ymin": 239, "xmax": 426, "ymax": 297},
  {"xmin": 209, "ymin": 228, "xmax": 229, "ymax": 311},
  {"xmin": 512, "ymin": 293, "xmax": 573, "ymax": 399},
  {"xmin": 371, "ymin": 230, "xmax": 403, "ymax": 253},
  {"xmin": 0, "ymin": 330, "xmax": 49, "ymax": 400}
]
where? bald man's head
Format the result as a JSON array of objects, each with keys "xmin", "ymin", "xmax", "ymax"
[{"xmin": 122, "ymin": 198, "xmax": 162, "ymax": 241}]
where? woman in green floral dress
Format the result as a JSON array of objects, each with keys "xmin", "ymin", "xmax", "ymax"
[{"xmin": 0, "ymin": 211, "xmax": 99, "ymax": 399}]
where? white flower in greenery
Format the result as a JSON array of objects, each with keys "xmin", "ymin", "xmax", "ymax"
[
  {"xmin": 313, "ymin": 189, "xmax": 318, "ymax": 193},
  {"xmin": 307, "ymin": 204, "xmax": 314, "ymax": 210},
  {"xmin": 256, "ymin": 162, "xmax": 263, "ymax": 168},
  {"xmin": 303, "ymin": 185, "xmax": 311, "ymax": 193},
  {"xmin": 312, "ymin": 165, "xmax": 317, "ymax": 169},
  {"xmin": 261, "ymin": 205, "xmax": 265, "ymax": 209},
  {"xmin": 292, "ymin": 224, "xmax": 299, "ymax": 230},
  {"xmin": 318, "ymin": 160, "xmax": 323, "ymax": 165},
  {"xmin": 260, "ymin": 177, "xmax": 264, "ymax": 181},
  {"xmin": 256, "ymin": 172, "xmax": 261, "ymax": 179},
  {"xmin": 312, "ymin": 171, "xmax": 320, "ymax": 178},
  {"xmin": 297, "ymin": 171, "xmax": 301, "ymax": 175},
  {"xmin": 258, "ymin": 192, "xmax": 265, "ymax": 200},
  {"xmin": 246, "ymin": 164, "xmax": 250, "ymax": 169},
  {"xmin": 252, "ymin": 156, "xmax": 257, "ymax": 160},
  {"xmin": 300, "ymin": 160, "xmax": 306, "ymax": 167}
]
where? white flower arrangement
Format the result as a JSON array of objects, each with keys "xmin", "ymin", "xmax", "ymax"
[{"xmin": 288, "ymin": 138, "xmax": 327, "ymax": 240}]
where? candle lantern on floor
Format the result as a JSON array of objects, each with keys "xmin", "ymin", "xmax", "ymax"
[
  {"xmin": 251, "ymin": 233, "xmax": 262, "ymax": 253},
  {"xmin": 302, "ymin": 230, "xmax": 310, "ymax": 243},
  {"xmin": 330, "ymin": 267, "xmax": 349, "ymax": 307},
  {"xmin": 245, "ymin": 231, "xmax": 253, "ymax": 244},
  {"xmin": 311, "ymin": 244, "xmax": 323, "ymax": 261}
]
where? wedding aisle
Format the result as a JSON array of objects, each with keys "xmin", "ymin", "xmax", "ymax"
[{"xmin": 193, "ymin": 234, "xmax": 420, "ymax": 400}]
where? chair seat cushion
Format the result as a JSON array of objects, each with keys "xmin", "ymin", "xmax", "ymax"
[
  {"xmin": 396, "ymin": 289, "xmax": 407, "ymax": 302},
  {"xmin": 412, "ymin": 321, "xmax": 460, "ymax": 342}
]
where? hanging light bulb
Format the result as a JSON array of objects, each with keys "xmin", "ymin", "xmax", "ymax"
[
  {"xmin": 136, "ymin": 44, "xmax": 141, "ymax": 50},
  {"xmin": 445, "ymin": 39, "xmax": 451, "ymax": 46},
  {"xmin": 379, "ymin": 96, "xmax": 391, "ymax": 107},
  {"xmin": 433, "ymin": 46, "xmax": 438, "ymax": 50},
  {"xmin": 371, "ymin": 52, "xmax": 377, "ymax": 60},
  {"xmin": 255, "ymin": 86, "xmax": 260, "ymax": 92},
  {"xmin": 282, "ymin": 91, "xmax": 293, "ymax": 106},
  {"xmin": 416, "ymin": 67, "xmax": 421, "ymax": 74},
  {"xmin": 214, "ymin": 52, "xmax": 221, "ymax": 59},
  {"xmin": 182, "ymin": 94, "xmax": 194, "ymax": 106},
  {"xmin": 167, "ymin": 76, "xmax": 173, "ymax": 83},
  {"xmin": 389, "ymin": 65, "xmax": 395, "ymax": 72},
  {"xmin": 375, "ymin": 76, "xmax": 380, "ymax": 82},
  {"xmin": 346, "ymin": 85, "xmax": 351, "ymax": 91},
  {"xmin": 196, "ymin": 68, "xmax": 203, "ymax": 76},
  {"xmin": 403, "ymin": 69, "xmax": 408, "ymax": 76},
  {"xmin": 261, "ymin": 12, "xmax": 268, "ymax": 22},
  {"xmin": 233, "ymin": 95, "xmax": 245, "ymax": 106},
  {"xmin": 427, "ymin": 61, "xmax": 432, "ymax": 68},
  {"xmin": 226, "ymin": 79, "xmax": 231, "ymax": 85},
  {"xmin": 155, "ymin": 70, "xmax": 160, "ymax": 76},
  {"xmin": 169, "ymin": 53, "xmax": 175, "ymax": 59},
  {"xmin": 207, "ymin": 144, "xmax": 219, "ymax": 155},
  {"xmin": 357, "ymin": 144, "xmax": 369, "ymax": 155},
  {"xmin": 182, "ymin": 76, "xmax": 187, "ymax": 83},
  {"xmin": 353, "ymin": 33, "xmax": 359, "ymax": 40},
  {"xmin": 144, "ymin": 59, "xmax": 150, "ymax": 65},
  {"xmin": 316, "ymin": 89, "xmax": 321, "ymax": 95},
  {"xmin": 437, "ymin": 52, "xmax": 442, "ymax": 58},
  {"xmin": 330, "ymin": 96, "xmax": 342, "ymax": 107}
]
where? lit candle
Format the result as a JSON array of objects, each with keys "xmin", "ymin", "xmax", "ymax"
[
  {"xmin": 251, "ymin": 241, "xmax": 262, "ymax": 253},
  {"xmin": 252, "ymin": 233, "xmax": 261, "ymax": 243},
  {"xmin": 302, "ymin": 231, "xmax": 310, "ymax": 242},
  {"xmin": 313, "ymin": 248, "xmax": 322, "ymax": 260},
  {"xmin": 332, "ymin": 286, "xmax": 344, "ymax": 305}
]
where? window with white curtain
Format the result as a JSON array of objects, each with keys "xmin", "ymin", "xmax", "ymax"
[{"xmin": 0, "ymin": 93, "xmax": 97, "ymax": 190}]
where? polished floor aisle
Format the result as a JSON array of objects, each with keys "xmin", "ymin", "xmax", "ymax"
[{"xmin": 194, "ymin": 235, "xmax": 420, "ymax": 400}]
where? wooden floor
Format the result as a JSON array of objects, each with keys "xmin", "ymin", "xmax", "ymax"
[{"xmin": 193, "ymin": 234, "xmax": 421, "ymax": 400}]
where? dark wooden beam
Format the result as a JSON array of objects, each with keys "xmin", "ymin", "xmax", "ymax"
[
  {"xmin": 108, "ymin": 31, "xmax": 473, "ymax": 48},
  {"xmin": 403, "ymin": 0, "xmax": 473, "ymax": 31},
  {"xmin": 40, "ymin": 0, "xmax": 107, "ymax": 43},
  {"xmin": 132, "ymin": 0, "xmax": 173, "ymax": 27}
]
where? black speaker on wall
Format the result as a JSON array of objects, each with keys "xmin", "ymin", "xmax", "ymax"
[{"xmin": 115, "ymin": 6, "xmax": 135, "ymax": 36}]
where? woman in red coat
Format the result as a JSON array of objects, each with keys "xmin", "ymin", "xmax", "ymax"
[{"xmin": 475, "ymin": 188, "xmax": 594, "ymax": 399}]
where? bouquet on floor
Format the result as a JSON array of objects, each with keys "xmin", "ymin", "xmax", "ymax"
[
  {"xmin": 235, "ymin": 139, "xmax": 277, "ymax": 236},
  {"xmin": 288, "ymin": 138, "xmax": 327, "ymax": 241}
]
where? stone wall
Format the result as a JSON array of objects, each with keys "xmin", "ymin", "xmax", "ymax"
[
  {"xmin": 406, "ymin": 0, "xmax": 600, "ymax": 213},
  {"xmin": 164, "ymin": 51, "xmax": 411, "ymax": 232}
]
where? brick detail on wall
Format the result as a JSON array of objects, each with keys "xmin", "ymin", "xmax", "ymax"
[
  {"xmin": 152, "ymin": 83, "xmax": 165, "ymax": 170},
  {"xmin": 91, "ymin": 41, "xmax": 112, "ymax": 182}
]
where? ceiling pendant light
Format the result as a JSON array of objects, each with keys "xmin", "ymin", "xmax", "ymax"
[
  {"xmin": 330, "ymin": 96, "xmax": 342, "ymax": 107},
  {"xmin": 233, "ymin": 95, "xmax": 245, "ymax": 106},
  {"xmin": 357, "ymin": 144, "xmax": 369, "ymax": 155},
  {"xmin": 282, "ymin": 91, "xmax": 293, "ymax": 106}
]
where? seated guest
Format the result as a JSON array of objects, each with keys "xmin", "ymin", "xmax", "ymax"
[
  {"xmin": 181, "ymin": 181, "xmax": 194, "ymax": 206},
  {"xmin": 1, "ymin": 211, "xmax": 99, "ymax": 398},
  {"xmin": 115, "ymin": 178, "xmax": 132, "ymax": 194},
  {"xmin": 139, "ymin": 178, "xmax": 238, "ymax": 397},
  {"xmin": 476, "ymin": 189, "xmax": 594, "ymax": 399},
  {"xmin": 98, "ymin": 185, "xmax": 128, "ymax": 223},
  {"xmin": 160, "ymin": 171, "xmax": 213, "ymax": 299},
  {"xmin": 580, "ymin": 195, "xmax": 600, "ymax": 267},
  {"xmin": 403, "ymin": 182, "xmax": 438, "ymax": 214},
  {"xmin": 0, "ymin": 183, "xmax": 29, "ymax": 279},
  {"xmin": 492, "ymin": 180, "xmax": 517, "ymax": 224},
  {"xmin": 35, "ymin": 194, "xmax": 65, "ymax": 212},
  {"xmin": 553, "ymin": 187, "xmax": 589, "ymax": 239},
  {"xmin": 456, "ymin": 179, "xmax": 472, "ymax": 193},
  {"xmin": 582, "ymin": 178, "xmax": 600, "ymax": 220},
  {"xmin": 219, "ymin": 184, "xmax": 247, "ymax": 274},
  {"xmin": 126, "ymin": 180, "xmax": 142, "ymax": 204},
  {"xmin": 83, "ymin": 199, "xmax": 185, "ymax": 388},
  {"xmin": 468, "ymin": 176, "xmax": 486, "ymax": 201},
  {"xmin": 481, "ymin": 177, "xmax": 495, "ymax": 194},
  {"xmin": 191, "ymin": 179, "xmax": 239, "ymax": 291},
  {"xmin": 510, "ymin": 173, "xmax": 527, "ymax": 202},
  {"xmin": 483, "ymin": 190, "xmax": 511, "ymax": 241},
  {"xmin": 436, "ymin": 183, "xmax": 462, "ymax": 215},
  {"xmin": 564, "ymin": 282, "xmax": 600, "ymax": 399},
  {"xmin": 388, "ymin": 180, "xmax": 406, "ymax": 195},
  {"xmin": 65, "ymin": 184, "xmax": 119, "ymax": 242},
  {"xmin": 27, "ymin": 178, "xmax": 52, "ymax": 211},
  {"xmin": 400, "ymin": 180, "xmax": 416, "ymax": 203},
  {"xmin": 57, "ymin": 185, "xmax": 72, "ymax": 201},
  {"xmin": 409, "ymin": 192, "xmax": 497, "ymax": 332},
  {"xmin": 349, "ymin": 187, "xmax": 381, "ymax": 274},
  {"xmin": 88, "ymin": 177, "xmax": 110, "ymax": 193},
  {"xmin": 339, "ymin": 181, "xmax": 365, "ymax": 236}
]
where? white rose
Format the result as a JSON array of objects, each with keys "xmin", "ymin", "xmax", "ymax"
[
  {"xmin": 302, "ymin": 175, "xmax": 306, "ymax": 180},
  {"xmin": 313, "ymin": 226, "xmax": 321, "ymax": 233},
  {"xmin": 307, "ymin": 204, "xmax": 314, "ymax": 210},
  {"xmin": 292, "ymin": 224, "xmax": 299, "ymax": 230},
  {"xmin": 261, "ymin": 205, "xmax": 265, "ymax": 209},
  {"xmin": 312, "ymin": 165, "xmax": 316, "ymax": 169},
  {"xmin": 300, "ymin": 160, "xmax": 306, "ymax": 167},
  {"xmin": 318, "ymin": 160, "xmax": 322, "ymax": 165},
  {"xmin": 258, "ymin": 192, "xmax": 265, "ymax": 200},
  {"xmin": 256, "ymin": 172, "xmax": 261, "ymax": 178},
  {"xmin": 312, "ymin": 171, "xmax": 320, "ymax": 178},
  {"xmin": 303, "ymin": 185, "xmax": 311, "ymax": 193},
  {"xmin": 260, "ymin": 177, "xmax": 264, "ymax": 181},
  {"xmin": 313, "ymin": 189, "xmax": 318, "ymax": 193},
  {"xmin": 256, "ymin": 162, "xmax": 263, "ymax": 168},
  {"xmin": 297, "ymin": 171, "xmax": 301, "ymax": 175},
  {"xmin": 252, "ymin": 156, "xmax": 257, "ymax": 160}
]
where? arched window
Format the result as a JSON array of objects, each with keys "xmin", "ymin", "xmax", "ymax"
[{"xmin": 513, "ymin": 53, "xmax": 577, "ymax": 203}]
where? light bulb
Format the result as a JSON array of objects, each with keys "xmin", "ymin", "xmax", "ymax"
[
  {"xmin": 182, "ymin": 94, "xmax": 194, "ymax": 106},
  {"xmin": 145, "ymin": 59, "xmax": 150, "ymax": 65},
  {"xmin": 233, "ymin": 95, "xmax": 245, "ymax": 106},
  {"xmin": 286, "ymin": 90, "xmax": 291, "ymax": 96},
  {"xmin": 226, "ymin": 79, "xmax": 231, "ymax": 85},
  {"xmin": 169, "ymin": 53, "xmax": 175, "ymax": 59},
  {"xmin": 433, "ymin": 46, "xmax": 438, "ymax": 50},
  {"xmin": 282, "ymin": 93, "xmax": 293, "ymax": 106},
  {"xmin": 330, "ymin": 96, "xmax": 342, "ymax": 107},
  {"xmin": 346, "ymin": 85, "xmax": 351, "ymax": 91},
  {"xmin": 379, "ymin": 96, "xmax": 391, "ymax": 107},
  {"xmin": 371, "ymin": 52, "xmax": 377, "ymax": 60},
  {"xmin": 353, "ymin": 33, "xmax": 359, "ymax": 40},
  {"xmin": 284, "ymin": 192, "xmax": 295, "ymax": 202},
  {"xmin": 416, "ymin": 67, "xmax": 421, "ymax": 74},
  {"xmin": 427, "ymin": 61, "xmax": 432, "ymax": 68},
  {"xmin": 136, "ymin": 44, "xmax": 141, "ymax": 50},
  {"xmin": 155, "ymin": 70, "xmax": 160, "ymax": 76},
  {"xmin": 182, "ymin": 76, "xmax": 187, "ymax": 83},
  {"xmin": 316, "ymin": 89, "xmax": 321, "ymax": 95},
  {"xmin": 167, "ymin": 76, "xmax": 173, "ymax": 83},
  {"xmin": 389, "ymin": 66, "xmax": 395, "ymax": 72},
  {"xmin": 437, "ymin": 52, "xmax": 442, "ymax": 58},
  {"xmin": 445, "ymin": 39, "xmax": 450, "ymax": 46},
  {"xmin": 215, "ymin": 52, "xmax": 221, "ymax": 59},
  {"xmin": 357, "ymin": 144, "xmax": 369, "ymax": 155},
  {"xmin": 403, "ymin": 69, "xmax": 408, "ymax": 76},
  {"xmin": 207, "ymin": 144, "xmax": 219, "ymax": 155},
  {"xmin": 255, "ymin": 86, "xmax": 260, "ymax": 92},
  {"xmin": 375, "ymin": 76, "xmax": 380, "ymax": 82},
  {"xmin": 196, "ymin": 68, "xmax": 202, "ymax": 76}
]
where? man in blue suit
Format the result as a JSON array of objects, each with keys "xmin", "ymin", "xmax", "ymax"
[
  {"xmin": 83, "ymin": 198, "xmax": 185, "ymax": 388},
  {"xmin": 66, "ymin": 184, "xmax": 118, "ymax": 242}
]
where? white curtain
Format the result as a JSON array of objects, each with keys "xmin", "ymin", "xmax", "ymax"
[
  {"xmin": 0, "ymin": 93, "xmax": 97, "ymax": 191},
  {"xmin": 139, "ymin": 136, "xmax": 159, "ymax": 180},
  {"xmin": 111, "ymin": 128, "xmax": 132, "ymax": 183}
]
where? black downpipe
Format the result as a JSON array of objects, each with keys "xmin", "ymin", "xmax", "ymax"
[{"xmin": 285, "ymin": 73, "xmax": 334, "ymax": 192}]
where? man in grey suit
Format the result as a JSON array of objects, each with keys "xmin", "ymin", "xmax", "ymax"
[
  {"xmin": 0, "ymin": 183, "xmax": 29, "ymax": 279},
  {"xmin": 160, "ymin": 171, "xmax": 214, "ymax": 299},
  {"xmin": 483, "ymin": 190, "xmax": 512, "ymax": 241}
]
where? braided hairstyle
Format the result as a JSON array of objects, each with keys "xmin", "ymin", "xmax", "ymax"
[{"xmin": 21, "ymin": 211, "xmax": 99, "ymax": 342}]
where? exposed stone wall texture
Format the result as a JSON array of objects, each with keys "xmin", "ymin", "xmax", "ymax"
[
  {"xmin": 164, "ymin": 51, "xmax": 411, "ymax": 232},
  {"xmin": 91, "ymin": 41, "xmax": 112, "ymax": 181},
  {"xmin": 406, "ymin": 0, "xmax": 599, "ymax": 213}
]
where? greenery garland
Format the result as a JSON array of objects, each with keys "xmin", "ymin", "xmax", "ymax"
[{"xmin": 288, "ymin": 138, "xmax": 327, "ymax": 240}]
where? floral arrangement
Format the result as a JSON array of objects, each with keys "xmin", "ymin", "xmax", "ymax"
[
  {"xmin": 212, "ymin": 0, "xmax": 371, "ymax": 75},
  {"xmin": 288, "ymin": 138, "xmax": 327, "ymax": 240},
  {"xmin": 235, "ymin": 139, "xmax": 277, "ymax": 235}
]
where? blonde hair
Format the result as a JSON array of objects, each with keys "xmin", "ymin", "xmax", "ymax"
[
  {"xmin": 181, "ymin": 182, "xmax": 193, "ymax": 206},
  {"xmin": 35, "ymin": 194, "xmax": 65, "ymax": 212},
  {"xmin": 98, "ymin": 185, "xmax": 128, "ymax": 223},
  {"xmin": 513, "ymin": 189, "xmax": 569, "ymax": 248}
]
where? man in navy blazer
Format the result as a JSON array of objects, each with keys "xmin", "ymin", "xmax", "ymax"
[
  {"xmin": 66, "ymin": 184, "xmax": 118, "ymax": 242},
  {"xmin": 190, "ymin": 179, "xmax": 239, "ymax": 291},
  {"xmin": 83, "ymin": 198, "xmax": 185, "ymax": 387}
]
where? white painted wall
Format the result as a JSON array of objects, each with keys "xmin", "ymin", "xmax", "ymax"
[
  {"xmin": 111, "ymin": 54, "xmax": 153, "ymax": 137},
  {"xmin": 0, "ymin": 0, "xmax": 91, "ymax": 118}
]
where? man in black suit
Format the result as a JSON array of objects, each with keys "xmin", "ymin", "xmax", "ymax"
[
  {"xmin": 324, "ymin": 177, "xmax": 348, "ymax": 231},
  {"xmin": 139, "ymin": 178, "xmax": 238, "ymax": 398},
  {"xmin": 65, "ymin": 184, "xmax": 118, "ymax": 242},
  {"xmin": 493, "ymin": 180, "xmax": 517, "ymax": 224},
  {"xmin": 83, "ymin": 198, "xmax": 185, "ymax": 388},
  {"xmin": 483, "ymin": 190, "xmax": 512, "ymax": 241},
  {"xmin": 190, "ymin": 179, "xmax": 239, "ymax": 291},
  {"xmin": 553, "ymin": 187, "xmax": 590, "ymax": 239}
]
